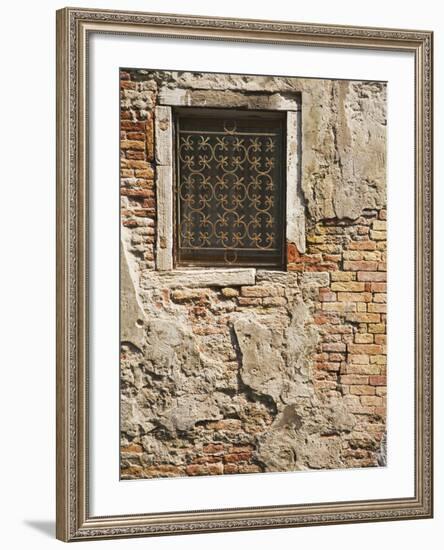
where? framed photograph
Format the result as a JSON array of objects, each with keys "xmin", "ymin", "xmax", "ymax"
[{"xmin": 56, "ymin": 7, "xmax": 433, "ymax": 542}]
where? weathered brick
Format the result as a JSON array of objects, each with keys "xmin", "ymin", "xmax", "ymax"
[
  {"xmin": 372, "ymin": 220, "xmax": 387, "ymax": 231},
  {"xmin": 171, "ymin": 289, "xmax": 209, "ymax": 302},
  {"xmin": 263, "ymin": 297, "xmax": 287, "ymax": 307},
  {"xmin": 370, "ymin": 282, "xmax": 387, "ymax": 292},
  {"xmin": 223, "ymin": 463, "xmax": 239, "ymax": 474},
  {"xmin": 316, "ymin": 362, "xmax": 341, "ymax": 372},
  {"xmin": 340, "ymin": 375, "xmax": 369, "ymax": 385},
  {"xmin": 357, "ymin": 271, "xmax": 386, "ymax": 282},
  {"xmin": 367, "ymin": 303, "xmax": 387, "ymax": 313},
  {"xmin": 349, "ymin": 385, "xmax": 376, "ymax": 396},
  {"xmin": 347, "ymin": 240, "xmax": 376, "ymax": 250},
  {"xmin": 360, "ymin": 395, "xmax": 383, "ymax": 406},
  {"xmin": 238, "ymin": 297, "xmax": 262, "ymax": 306},
  {"xmin": 370, "ymin": 355, "xmax": 387, "ymax": 365},
  {"xmin": 221, "ymin": 287, "xmax": 239, "ymax": 298},
  {"xmin": 241, "ymin": 286, "xmax": 272, "ymax": 298},
  {"xmin": 203, "ymin": 443, "xmax": 224, "ymax": 454},
  {"xmin": 355, "ymin": 333, "xmax": 374, "ymax": 344},
  {"xmin": 223, "ymin": 452, "xmax": 252, "ymax": 463},
  {"xmin": 121, "ymin": 443, "xmax": 143, "ymax": 454},
  {"xmin": 331, "ymin": 282, "xmax": 365, "ymax": 292},
  {"xmin": 370, "ymin": 230, "xmax": 387, "ymax": 240},
  {"xmin": 344, "ymin": 364, "xmax": 381, "ymax": 375},
  {"xmin": 368, "ymin": 323, "xmax": 386, "ymax": 334},
  {"xmin": 348, "ymin": 354, "xmax": 370, "ymax": 364},
  {"xmin": 331, "ymin": 272, "xmax": 356, "ymax": 282},
  {"xmin": 369, "ymin": 375, "xmax": 387, "ymax": 386},
  {"xmin": 323, "ymin": 302, "xmax": 356, "ymax": 313},
  {"xmin": 319, "ymin": 289, "xmax": 337, "ymax": 302},
  {"xmin": 348, "ymin": 343, "xmax": 383, "ymax": 355},
  {"xmin": 322, "ymin": 342, "xmax": 346, "ymax": 352},
  {"xmin": 126, "ymin": 132, "xmax": 145, "ymax": 140},
  {"xmin": 121, "ymin": 121, "xmax": 146, "ymax": 131},
  {"xmin": 121, "ymin": 140, "xmax": 146, "ymax": 150},
  {"xmin": 344, "ymin": 260, "xmax": 379, "ymax": 271},
  {"xmin": 345, "ymin": 312, "xmax": 380, "ymax": 323},
  {"xmin": 337, "ymin": 292, "xmax": 372, "ymax": 302}
]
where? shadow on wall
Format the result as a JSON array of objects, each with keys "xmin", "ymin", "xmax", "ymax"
[{"xmin": 23, "ymin": 520, "xmax": 55, "ymax": 538}]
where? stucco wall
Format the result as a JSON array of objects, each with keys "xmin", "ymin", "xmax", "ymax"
[{"xmin": 119, "ymin": 69, "xmax": 387, "ymax": 478}]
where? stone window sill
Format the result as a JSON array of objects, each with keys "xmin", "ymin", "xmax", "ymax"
[{"xmin": 151, "ymin": 268, "xmax": 256, "ymax": 288}]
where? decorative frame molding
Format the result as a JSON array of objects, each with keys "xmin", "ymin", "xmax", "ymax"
[{"xmin": 56, "ymin": 7, "xmax": 433, "ymax": 542}]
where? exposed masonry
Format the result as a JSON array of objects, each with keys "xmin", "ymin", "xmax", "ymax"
[{"xmin": 120, "ymin": 69, "xmax": 387, "ymax": 478}]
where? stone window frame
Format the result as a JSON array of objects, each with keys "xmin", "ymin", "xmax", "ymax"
[{"xmin": 154, "ymin": 87, "xmax": 305, "ymax": 286}]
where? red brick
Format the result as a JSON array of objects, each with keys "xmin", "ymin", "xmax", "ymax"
[
  {"xmin": 369, "ymin": 375, "xmax": 387, "ymax": 386},
  {"xmin": 314, "ymin": 313, "xmax": 330, "ymax": 325},
  {"xmin": 203, "ymin": 443, "xmax": 224, "ymax": 454},
  {"xmin": 370, "ymin": 282, "xmax": 387, "ymax": 292},
  {"xmin": 223, "ymin": 452, "xmax": 252, "ymax": 463},
  {"xmin": 126, "ymin": 150, "xmax": 146, "ymax": 160},
  {"xmin": 121, "ymin": 121, "xmax": 146, "ymax": 131},
  {"xmin": 121, "ymin": 443, "xmax": 143, "ymax": 454},
  {"xmin": 319, "ymin": 289, "xmax": 337, "ymax": 302},
  {"xmin": 347, "ymin": 240, "xmax": 376, "ymax": 250},
  {"xmin": 121, "ymin": 140, "xmax": 146, "ymax": 150},
  {"xmin": 287, "ymin": 242, "xmax": 299, "ymax": 263},
  {"xmin": 207, "ymin": 463, "xmax": 224, "ymax": 475}
]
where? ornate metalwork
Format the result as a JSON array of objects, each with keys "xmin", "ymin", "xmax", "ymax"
[{"xmin": 176, "ymin": 111, "xmax": 285, "ymax": 267}]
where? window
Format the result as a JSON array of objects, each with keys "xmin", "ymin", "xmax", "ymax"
[{"xmin": 174, "ymin": 109, "xmax": 286, "ymax": 268}]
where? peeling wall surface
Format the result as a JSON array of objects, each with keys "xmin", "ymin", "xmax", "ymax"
[{"xmin": 120, "ymin": 69, "xmax": 387, "ymax": 478}]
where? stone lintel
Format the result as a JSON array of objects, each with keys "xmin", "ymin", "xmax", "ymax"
[{"xmin": 159, "ymin": 88, "xmax": 301, "ymax": 112}]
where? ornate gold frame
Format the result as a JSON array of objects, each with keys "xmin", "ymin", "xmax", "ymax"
[{"xmin": 56, "ymin": 7, "xmax": 433, "ymax": 542}]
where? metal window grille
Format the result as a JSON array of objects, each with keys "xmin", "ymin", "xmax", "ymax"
[{"xmin": 175, "ymin": 109, "xmax": 285, "ymax": 267}]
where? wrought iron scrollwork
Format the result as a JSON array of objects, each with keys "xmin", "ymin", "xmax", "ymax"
[{"xmin": 176, "ymin": 112, "xmax": 284, "ymax": 267}]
